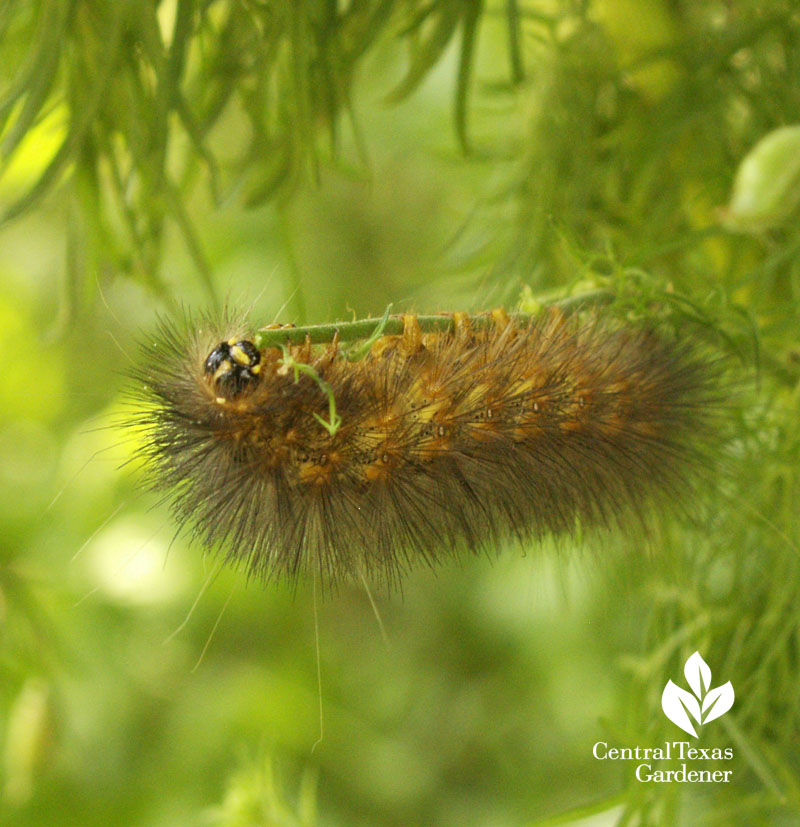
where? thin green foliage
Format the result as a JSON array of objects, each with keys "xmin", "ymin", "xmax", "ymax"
[
  {"xmin": 207, "ymin": 753, "xmax": 317, "ymax": 827},
  {"xmin": 277, "ymin": 344, "xmax": 342, "ymax": 437},
  {"xmin": 1, "ymin": 2, "xmax": 799, "ymax": 825},
  {"xmin": 0, "ymin": 0, "xmax": 517, "ymax": 306}
]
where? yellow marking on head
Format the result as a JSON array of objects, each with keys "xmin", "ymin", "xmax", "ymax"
[
  {"xmin": 227, "ymin": 337, "xmax": 237, "ymax": 346},
  {"xmin": 230, "ymin": 344, "xmax": 250, "ymax": 365},
  {"xmin": 213, "ymin": 359, "xmax": 232, "ymax": 382}
]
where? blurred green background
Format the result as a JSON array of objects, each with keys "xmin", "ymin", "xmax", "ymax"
[{"xmin": 1, "ymin": 1, "xmax": 799, "ymax": 825}]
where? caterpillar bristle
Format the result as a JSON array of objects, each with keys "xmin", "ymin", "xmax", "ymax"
[{"xmin": 126, "ymin": 306, "xmax": 728, "ymax": 591}]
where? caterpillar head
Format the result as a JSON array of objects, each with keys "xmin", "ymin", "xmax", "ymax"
[{"xmin": 204, "ymin": 338, "xmax": 261, "ymax": 399}]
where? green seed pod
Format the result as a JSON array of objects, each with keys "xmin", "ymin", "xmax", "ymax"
[{"xmin": 726, "ymin": 125, "xmax": 800, "ymax": 231}]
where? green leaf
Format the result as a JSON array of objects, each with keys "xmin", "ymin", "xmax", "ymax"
[{"xmin": 385, "ymin": 1, "xmax": 462, "ymax": 104}]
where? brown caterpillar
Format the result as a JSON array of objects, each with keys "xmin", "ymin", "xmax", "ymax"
[{"xmin": 129, "ymin": 306, "xmax": 725, "ymax": 589}]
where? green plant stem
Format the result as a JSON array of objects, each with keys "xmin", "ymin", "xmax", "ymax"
[
  {"xmin": 277, "ymin": 346, "xmax": 342, "ymax": 436},
  {"xmin": 253, "ymin": 288, "xmax": 613, "ymax": 349}
]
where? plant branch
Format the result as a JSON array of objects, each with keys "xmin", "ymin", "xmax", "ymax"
[{"xmin": 253, "ymin": 288, "xmax": 613, "ymax": 349}]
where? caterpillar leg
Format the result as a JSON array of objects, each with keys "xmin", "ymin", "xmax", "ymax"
[
  {"xmin": 401, "ymin": 314, "xmax": 424, "ymax": 355},
  {"xmin": 490, "ymin": 307, "xmax": 511, "ymax": 331},
  {"xmin": 451, "ymin": 311, "xmax": 472, "ymax": 342},
  {"xmin": 313, "ymin": 330, "xmax": 340, "ymax": 372},
  {"xmin": 295, "ymin": 333, "xmax": 313, "ymax": 365}
]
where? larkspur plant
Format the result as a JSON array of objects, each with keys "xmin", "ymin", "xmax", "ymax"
[{"xmin": 0, "ymin": 2, "xmax": 799, "ymax": 826}]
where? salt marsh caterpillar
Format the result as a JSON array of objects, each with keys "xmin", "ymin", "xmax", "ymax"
[{"xmin": 129, "ymin": 304, "xmax": 725, "ymax": 589}]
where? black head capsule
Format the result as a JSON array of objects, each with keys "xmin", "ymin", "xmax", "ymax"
[{"xmin": 204, "ymin": 339, "xmax": 262, "ymax": 399}]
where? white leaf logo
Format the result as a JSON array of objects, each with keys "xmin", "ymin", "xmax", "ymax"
[
  {"xmin": 661, "ymin": 651, "xmax": 734, "ymax": 737},
  {"xmin": 684, "ymin": 651, "xmax": 711, "ymax": 698},
  {"xmin": 702, "ymin": 682, "xmax": 735, "ymax": 724}
]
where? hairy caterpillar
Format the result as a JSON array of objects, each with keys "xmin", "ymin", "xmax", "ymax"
[{"xmin": 129, "ymin": 304, "xmax": 725, "ymax": 589}]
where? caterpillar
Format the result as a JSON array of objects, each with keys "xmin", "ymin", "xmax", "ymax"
[{"xmin": 128, "ymin": 303, "xmax": 725, "ymax": 590}]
